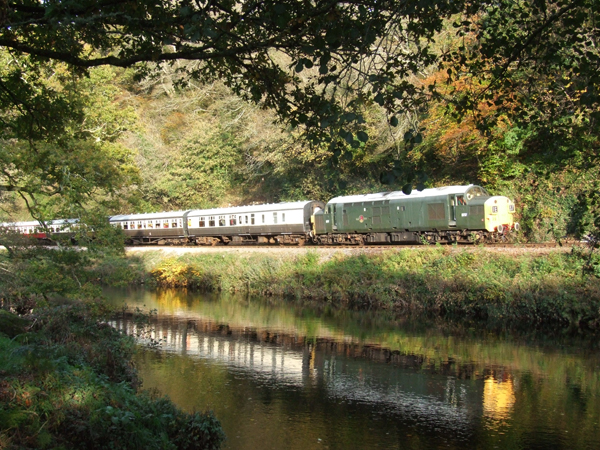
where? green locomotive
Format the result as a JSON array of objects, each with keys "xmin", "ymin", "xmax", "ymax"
[{"xmin": 312, "ymin": 185, "xmax": 518, "ymax": 244}]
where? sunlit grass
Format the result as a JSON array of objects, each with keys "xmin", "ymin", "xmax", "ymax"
[{"xmin": 94, "ymin": 246, "xmax": 600, "ymax": 329}]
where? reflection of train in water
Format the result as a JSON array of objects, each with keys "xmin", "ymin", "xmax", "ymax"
[
  {"xmin": 110, "ymin": 305, "xmax": 514, "ymax": 429},
  {"xmin": 2, "ymin": 184, "xmax": 518, "ymax": 245}
]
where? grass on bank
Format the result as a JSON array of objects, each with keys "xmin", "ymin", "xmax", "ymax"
[
  {"xmin": 0, "ymin": 298, "xmax": 224, "ymax": 450},
  {"xmin": 93, "ymin": 245, "xmax": 600, "ymax": 330}
]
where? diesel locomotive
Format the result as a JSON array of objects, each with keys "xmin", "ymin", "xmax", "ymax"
[
  {"xmin": 1, "ymin": 185, "xmax": 518, "ymax": 245},
  {"xmin": 313, "ymin": 185, "xmax": 517, "ymax": 244}
]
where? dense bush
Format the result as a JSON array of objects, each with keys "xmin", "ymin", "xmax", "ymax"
[{"xmin": 0, "ymin": 299, "xmax": 225, "ymax": 449}]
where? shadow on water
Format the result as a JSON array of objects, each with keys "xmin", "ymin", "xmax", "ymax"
[{"xmin": 105, "ymin": 287, "xmax": 600, "ymax": 450}]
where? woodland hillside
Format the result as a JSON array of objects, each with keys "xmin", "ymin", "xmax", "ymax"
[{"xmin": 1, "ymin": 0, "xmax": 598, "ymax": 243}]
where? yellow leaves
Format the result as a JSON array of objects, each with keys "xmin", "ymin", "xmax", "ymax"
[{"xmin": 151, "ymin": 259, "xmax": 204, "ymax": 288}]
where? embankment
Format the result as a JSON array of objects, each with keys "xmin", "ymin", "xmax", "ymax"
[{"xmin": 93, "ymin": 245, "xmax": 600, "ymax": 330}]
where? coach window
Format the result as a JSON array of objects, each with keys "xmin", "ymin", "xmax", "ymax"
[
  {"xmin": 147, "ymin": 221, "xmax": 153, "ymax": 229},
  {"xmin": 154, "ymin": 220, "xmax": 160, "ymax": 228},
  {"xmin": 238, "ymin": 215, "xmax": 243, "ymax": 224},
  {"xmin": 230, "ymin": 215, "xmax": 237, "ymax": 226},
  {"xmin": 245, "ymin": 215, "xmax": 248, "ymax": 224},
  {"xmin": 262, "ymin": 214, "xmax": 265, "ymax": 224},
  {"xmin": 282, "ymin": 213, "xmax": 285, "ymax": 223},
  {"xmin": 163, "ymin": 220, "xmax": 169, "ymax": 229},
  {"xmin": 219, "ymin": 216, "xmax": 226, "ymax": 226},
  {"xmin": 130, "ymin": 222, "xmax": 136, "ymax": 229},
  {"xmin": 251, "ymin": 214, "xmax": 255, "ymax": 225},
  {"xmin": 209, "ymin": 216, "xmax": 215, "ymax": 227},
  {"xmin": 123, "ymin": 222, "xmax": 128, "ymax": 230},
  {"xmin": 273, "ymin": 212, "xmax": 278, "ymax": 224},
  {"xmin": 171, "ymin": 219, "xmax": 178, "ymax": 228},
  {"xmin": 199, "ymin": 217, "xmax": 206, "ymax": 227}
]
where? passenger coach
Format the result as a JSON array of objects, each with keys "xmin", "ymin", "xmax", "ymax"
[{"xmin": 110, "ymin": 201, "xmax": 325, "ymax": 245}]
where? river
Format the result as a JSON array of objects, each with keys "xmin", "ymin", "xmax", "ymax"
[{"xmin": 105, "ymin": 288, "xmax": 600, "ymax": 450}]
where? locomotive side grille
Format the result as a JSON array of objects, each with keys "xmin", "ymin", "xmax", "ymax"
[
  {"xmin": 470, "ymin": 205, "xmax": 484, "ymax": 216},
  {"xmin": 428, "ymin": 203, "xmax": 446, "ymax": 220}
]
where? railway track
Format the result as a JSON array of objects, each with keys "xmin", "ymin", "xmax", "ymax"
[{"xmin": 125, "ymin": 241, "xmax": 584, "ymax": 252}]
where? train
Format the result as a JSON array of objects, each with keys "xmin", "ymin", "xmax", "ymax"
[{"xmin": 1, "ymin": 185, "xmax": 518, "ymax": 245}]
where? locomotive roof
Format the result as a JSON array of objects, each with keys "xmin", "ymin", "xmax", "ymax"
[
  {"xmin": 110, "ymin": 201, "xmax": 318, "ymax": 221},
  {"xmin": 327, "ymin": 185, "xmax": 488, "ymax": 204}
]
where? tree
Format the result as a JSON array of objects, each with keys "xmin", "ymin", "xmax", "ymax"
[
  {"xmin": 1, "ymin": 1, "xmax": 465, "ymax": 144},
  {"xmin": 2, "ymin": 1, "xmax": 599, "ymax": 238},
  {"xmin": 0, "ymin": 51, "xmax": 138, "ymax": 223}
]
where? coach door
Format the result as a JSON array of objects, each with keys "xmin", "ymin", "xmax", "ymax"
[{"xmin": 332, "ymin": 204, "xmax": 338, "ymax": 231}]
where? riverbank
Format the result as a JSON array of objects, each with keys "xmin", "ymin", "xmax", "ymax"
[
  {"xmin": 0, "ymin": 299, "xmax": 225, "ymax": 449},
  {"xmin": 94, "ymin": 245, "xmax": 600, "ymax": 330}
]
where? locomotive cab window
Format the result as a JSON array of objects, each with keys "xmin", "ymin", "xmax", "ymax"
[
  {"xmin": 466, "ymin": 186, "xmax": 490, "ymax": 200},
  {"xmin": 491, "ymin": 206, "xmax": 499, "ymax": 214},
  {"xmin": 457, "ymin": 195, "xmax": 467, "ymax": 205}
]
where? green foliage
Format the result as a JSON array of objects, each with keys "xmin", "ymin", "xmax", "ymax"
[
  {"xmin": 0, "ymin": 298, "xmax": 225, "ymax": 449},
  {"xmin": 0, "ymin": 51, "xmax": 139, "ymax": 221},
  {"xmin": 0, "ymin": 0, "xmax": 458, "ymax": 146}
]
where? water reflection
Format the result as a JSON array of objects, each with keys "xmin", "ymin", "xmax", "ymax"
[{"xmin": 106, "ymin": 288, "xmax": 600, "ymax": 450}]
